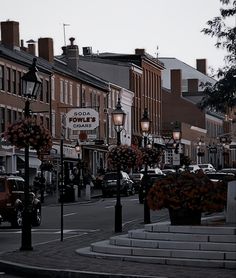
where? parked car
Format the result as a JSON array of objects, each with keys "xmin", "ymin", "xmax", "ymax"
[
  {"xmin": 206, "ymin": 172, "xmax": 235, "ymax": 182},
  {"xmin": 219, "ymin": 168, "xmax": 236, "ymax": 178},
  {"xmin": 198, "ymin": 163, "xmax": 216, "ymax": 173},
  {"xmin": 138, "ymin": 173, "xmax": 165, "ymax": 204},
  {"xmin": 186, "ymin": 164, "xmax": 201, "ymax": 173},
  {"xmin": 129, "ymin": 173, "xmax": 143, "ymax": 193},
  {"xmin": 102, "ymin": 171, "xmax": 135, "ymax": 197},
  {"xmin": 140, "ymin": 167, "xmax": 163, "ymax": 175},
  {"xmin": 161, "ymin": 169, "xmax": 176, "ymax": 175},
  {"xmin": 0, "ymin": 174, "xmax": 41, "ymax": 227}
]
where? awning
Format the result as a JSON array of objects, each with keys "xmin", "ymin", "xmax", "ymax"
[{"xmin": 17, "ymin": 155, "xmax": 42, "ymax": 169}]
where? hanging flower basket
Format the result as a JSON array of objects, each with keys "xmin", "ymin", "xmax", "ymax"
[
  {"xmin": 4, "ymin": 118, "xmax": 52, "ymax": 156},
  {"xmin": 107, "ymin": 144, "xmax": 143, "ymax": 171},
  {"xmin": 40, "ymin": 161, "xmax": 54, "ymax": 172},
  {"xmin": 140, "ymin": 147, "xmax": 162, "ymax": 167}
]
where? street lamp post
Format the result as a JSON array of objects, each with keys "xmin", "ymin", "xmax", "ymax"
[
  {"xmin": 140, "ymin": 108, "xmax": 151, "ymax": 224},
  {"xmin": 75, "ymin": 141, "xmax": 83, "ymax": 198},
  {"xmin": 20, "ymin": 58, "xmax": 42, "ymax": 251},
  {"xmin": 172, "ymin": 122, "xmax": 181, "ymax": 173},
  {"xmin": 111, "ymin": 98, "xmax": 126, "ymax": 233}
]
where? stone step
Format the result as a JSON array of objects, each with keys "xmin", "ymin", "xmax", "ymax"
[
  {"xmin": 128, "ymin": 229, "xmax": 236, "ymax": 243},
  {"xmin": 85, "ymin": 240, "xmax": 236, "ymax": 269},
  {"xmin": 144, "ymin": 223, "xmax": 236, "ymax": 235},
  {"xmin": 91, "ymin": 240, "xmax": 235, "ymax": 260},
  {"xmin": 110, "ymin": 234, "xmax": 236, "ymax": 252}
]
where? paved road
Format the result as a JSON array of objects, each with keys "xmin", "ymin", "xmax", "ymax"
[{"xmin": 0, "ymin": 193, "xmax": 235, "ymax": 278}]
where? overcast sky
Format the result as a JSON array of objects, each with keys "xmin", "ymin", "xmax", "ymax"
[{"xmin": 1, "ymin": 0, "xmax": 234, "ymax": 73}]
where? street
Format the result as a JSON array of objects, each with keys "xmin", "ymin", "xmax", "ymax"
[{"xmin": 0, "ymin": 194, "xmax": 169, "ymax": 253}]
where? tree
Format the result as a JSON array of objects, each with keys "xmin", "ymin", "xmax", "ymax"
[{"xmin": 198, "ymin": 0, "xmax": 236, "ymax": 114}]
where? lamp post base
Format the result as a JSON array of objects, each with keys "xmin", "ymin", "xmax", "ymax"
[
  {"xmin": 115, "ymin": 204, "xmax": 122, "ymax": 233},
  {"xmin": 144, "ymin": 200, "xmax": 151, "ymax": 224},
  {"xmin": 20, "ymin": 211, "xmax": 33, "ymax": 251}
]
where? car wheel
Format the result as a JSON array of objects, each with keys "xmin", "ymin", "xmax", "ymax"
[
  {"xmin": 131, "ymin": 186, "xmax": 135, "ymax": 195},
  {"xmin": 11, "ymin": 208, "xmax": 23, "ymax": 228},
  {"xmin": 32, "ymin": 206, "xmax": 41, "ymax": 226}
]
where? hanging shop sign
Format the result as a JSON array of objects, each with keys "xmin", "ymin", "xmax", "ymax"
[{"xmin": 66, "ymin": 108, "xmax": 99, "ymax": 130}]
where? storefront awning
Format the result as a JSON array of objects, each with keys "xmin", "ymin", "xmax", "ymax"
[{"xmin": 17, "ymin": 155, "xmax": 42, "ymax": 169}]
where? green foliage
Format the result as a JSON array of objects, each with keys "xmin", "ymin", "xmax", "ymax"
[{"xmin": 198, "ymin": 0, "xmax": 236, "ymax": 113}]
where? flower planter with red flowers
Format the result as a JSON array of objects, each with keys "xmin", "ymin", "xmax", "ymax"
[
  {"xmin": 147, "ymin": 170, "xmax": 228, "ymax": 225},
  {"xmin": 4, "ymin": 118, "xmax": 52, "ymax": 158}
]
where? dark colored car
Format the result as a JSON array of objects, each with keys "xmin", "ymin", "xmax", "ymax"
[
  {"xmin": 0, "ymin": 175, "xmax": 41, "ymax": 227},
  {"xmin": 219, "ymin": 168, "xmax": 236, "ymax": 178},
  {"xmin": 102, "ymin": 171, "xmax": 135, "ymax": 197},
  {"xmin": 129, "ymin": 173, "xmax": 143, "ymax": 193},
  {"xmin": 138, "ymin": 173, "xmax": 165, "ymax": 204},
  {"xmin": 206, "ymin": 172, "xmax": 235, "ymax": 182}
]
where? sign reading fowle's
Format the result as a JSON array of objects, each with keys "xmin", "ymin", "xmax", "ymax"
[{"xmin": 66, "ymin": 108, "xmax": 99, "ymax": 130}]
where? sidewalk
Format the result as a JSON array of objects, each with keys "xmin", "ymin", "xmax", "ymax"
[{"xmin": 0, "ymin": 192, "xmax": 235, "ymax": 278}]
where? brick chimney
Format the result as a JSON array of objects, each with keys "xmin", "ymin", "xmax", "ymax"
[
  {"xmin": 66, "ymin": 37, "xmax": 79, "ymax": 71},
  {"xmin": 196, "ymin": 59, "xmax": 207, "ymax": 75},
  {"xmin": 188, "ymin": 79, "xmax": 198, "ymax": 92},
  {"xmin": 27, "ymin": 39, "xmax": 36, "ymax": 56},
  {"xmin": 171, "ymin": 69, "xmax": 182, "ymax": 96},
  {"xmin": 38, "ymin": 38, "xmax": 54, "ymax": 63},
  {"xmin": 1, "ymin": 20, "xmax": 20, "ymax": 49},
  {"xmin": 135, "ymin": 48, "xmax": 145, "ymax": 55}
]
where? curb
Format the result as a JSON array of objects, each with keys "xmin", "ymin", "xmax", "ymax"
[{"xmin": 0, "ymin": 259, "xmax": 164, "ymax": 278}]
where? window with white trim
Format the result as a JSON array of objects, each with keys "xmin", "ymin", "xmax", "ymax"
[
  {"xmin": 51, "ymin": 76, "xmax": 55, "ymax": 100},
  {"xmin": 69, "ymin": 83, "xmax": 73, "ymax": 105},
  {"xmin": 52, "ymin": 111, "xmax": 55, "ymax": 137},
  {"xmin": 0, "ymin": 65, "xmax": 4, "ymax": 91},
  {"xmin": 64, "ymin": 81, "xmax": 68, "ymax": 104},
  {"xmin": 60, "ymin": 79, "xmax": 64, "ymax": 103},
  {"xmin": 77, "ymin": 84, "xmax": 80, "ymax": 107}
]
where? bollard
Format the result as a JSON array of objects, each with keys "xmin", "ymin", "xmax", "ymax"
[
  {"xmin": 85, "ymin": 184, "xmax": 91, "ymax": 201},
  {"xmin": 226, "ymin": 180, "xmax": 236, "ymax": 224}
]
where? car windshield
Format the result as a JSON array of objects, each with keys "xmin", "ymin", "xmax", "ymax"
[{"xmin": 198, "ymin": 165, "xmax": 208, "ymax": 168}]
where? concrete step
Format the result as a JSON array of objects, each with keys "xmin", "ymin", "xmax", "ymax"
[
  {"xmin": 91, "ymin": 240, "xmax": 235, "ymax": 260},
  {"xmin": 144, "ymin": 223, "xmax": 236, "ymax": 235},
  {"xmin": 128, "ymin": 226, "xmax": 236, "ymax": 243},
  {"xmin": 110, "ymin": 234, "xmax": 236, "ymax": 252},
  {"xmin": 79, "ymin": 240, "xmax": 236, "ymax": 269},
  {"xmin": 76, "ymin": 221, "xmax": 236, "ymax": 269}
]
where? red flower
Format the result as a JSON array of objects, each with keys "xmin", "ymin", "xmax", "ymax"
[
  {"xmin": 4, "ymin": 118, "xmax": 52, "ymax": 157},
  {"xmin": 147, "ymin": 170, "xmax": 228, "ymax": 213}
]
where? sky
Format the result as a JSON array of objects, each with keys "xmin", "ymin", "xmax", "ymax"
[{"xmin": 1, "ymin": 0, "xmax": 234, "ymax": 73}]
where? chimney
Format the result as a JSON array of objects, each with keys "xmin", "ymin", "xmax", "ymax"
[
  {"xmin": 66, "ymin": 37, "xmax": 79, "ymax": 71},
  {"xmin": 61, "ymin": 46, "xmax": 67, "ymax": 55},
  {"xmin": 1, "ymin": 20, "xmax": 20, "ymax": 49},
  {"xmin": 83, "ymin": 46, "xmax": 92, "ymax": 56},
  {"xmin": 196, "ymin": 59, "xmax": 207, "ymax": 75},
  {"xmin": 171, "ymin": 69, "xmax": 182, "ymax": 96},
  {"xmin": 38, "ymin": 38, "xmax": 54, "ymax": 63},
  {"xmin": 135, "ymin": 48, "xmax": 145, "ymax": 55},
  {"xmin": 27, "ymin": 39, "xmax": 36, "ymax": 56},
  {"xmin": 20, "ymin": 39, "xmax": 27, "ymax": 51},
  {"xmin": 188, "ymin": 79, "xmax": 198, "ymax": 93}
]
